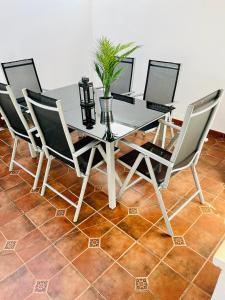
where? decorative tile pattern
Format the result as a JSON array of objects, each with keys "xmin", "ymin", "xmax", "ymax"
[
  {"xmin": 4, "ymin": 240, "xmax": 17, "ymax": 250},
  {"xmin": 56, "ymin": 209, "xmax": 66, "ymax": 216},
  {"xmin": 89, "ymin": 238, "xmax": 100, "ymax": 248},
  {"xmin": 95, "ymin": 185, "xmax": 103, "ymax": 191},
  {"xmin": 173, "ymin": 236, "xmax": 186, "ymax": 246},
  {"xmin": 34, "ymin": 280, "xmax": 48, "ymax": 292},
  {"xmin": 10, "ymin": 170, "xmax": 20, "ymax": 175},
  {"xmin": 0, "ymin": 129, "xmax": 224, "ymax": 299},
  {"xmin": 129, "ymin": 207, "xmax": 138, "ymax": 215},
  {"xmin": 135, "ymin": 278, "xmax": 148, "ymax": 291},
  {"xmin": 201, "ymin": 206, "xmax": 212, "ymax": 214}
]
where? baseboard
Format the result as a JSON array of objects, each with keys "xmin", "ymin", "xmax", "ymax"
[{"xmin": 172, "ymin": 118, "xmax": 225, "ymax": 138}]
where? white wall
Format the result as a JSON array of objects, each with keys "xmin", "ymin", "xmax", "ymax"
[
  {"xmin": 0, "ymin": 0, "xmax": 93, "ymax": 89},
  {"xmin": 92, "ymin": 0, "xmax": 225, "ymax": 132}
]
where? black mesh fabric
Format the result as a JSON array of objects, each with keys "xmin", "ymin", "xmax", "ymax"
[
  {"xmin": 26, "ymin": 90, "xmax": 72, "ymax": 160},
  {"xmin": 110, "ymin": 58, "xmax": 134, "ymax": 94},
  {"xmin": 144, "ymin": 60, "xmax": 180, "ymax": 104},
  {"xmin": 27, "ymin": 90, "xmax": 105, "ymax": 173},
  {"xmin": 1, "ymin": 59, "xmax": 42, "ymax": 99},
  {"xmin": 118, "ymin": 142, "xmax": 172, "ymax": 184},
  {"xmin": 0, "ymin": 83, "xmax": 27, "ymax": 136}
]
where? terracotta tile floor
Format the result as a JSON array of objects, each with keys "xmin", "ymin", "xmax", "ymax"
[{"xmin": 0, "ymin": 128, "xmax": 225, "ymax": 299}]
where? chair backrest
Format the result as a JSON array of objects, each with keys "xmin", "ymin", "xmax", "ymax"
[
  {"xmin": 171, "ymin": 90, "xmax": 223, "ymax": 170},
  {"xmin": 23, "ymin": 89, "xmax": 75, "ymax": 165},
  {"xmin": 1, "ymin": 59, "xmax": 42, "ymax": 99},
  {"xmin": 0, "ymin": 83, "xmax": 29, "ymax": 138},
  {"xmin": 143, "ymin": 60, "xmax": 180, "ymax": 104},
  {"xmin": 110, "ymin": 57, "xmax": 134, "ymax": 94}
]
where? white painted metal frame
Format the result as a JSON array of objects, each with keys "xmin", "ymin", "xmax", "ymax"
[
  {"xmin": 118, "ymin": 90, "xmax": 223, "ymax": 236},
  {"xmin": 23, "ymin": 88, "xmax": 109, "ymax": 221},
  {"xmin": 0, "ymin": 86, "xmax": 44, "ymax": 190}
]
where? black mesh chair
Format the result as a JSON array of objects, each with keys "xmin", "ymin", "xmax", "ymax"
[
  {"xmin": 0, "ymin": 83, "xmax": 44, "ymax": 190},
  {"xmin": 1, "ymin": 59, "xmax": 42, "ymax": 106},
  {"xmin": 110, "ymin": 57, "xmax": 134, "ymax": 95},
  {"xmin": 118, "ymin": 89, "xmax": 223, "ymax": 236},
  {"xmin": 140, "ymin": 60, "xmax": 181, "ymax": 144},
  {"xmin": 23, "ymin": 89, "xmax": 108, "ymax": 222}
]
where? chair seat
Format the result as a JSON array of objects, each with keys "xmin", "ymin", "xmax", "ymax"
[
  {"xmin": 15, "ymin": 129, "xmax": 42, "ymax": 148},
  {"xmin": 51, "ymin": 136, "xmax": 104, "ymax": 174},
  {"xmin": 118, "ymin": 142, "xmax": 172, "ymax": 184}
]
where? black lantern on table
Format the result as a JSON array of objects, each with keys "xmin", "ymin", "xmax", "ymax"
[{"xmin": 78, "ymin": 77, "xmax": 96, "ymax": 129}]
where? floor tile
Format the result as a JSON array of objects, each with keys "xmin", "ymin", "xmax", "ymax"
[
  {"xmin": 70, "ymin": 182, "xmax": 94, "ymax": 198},
  {"xmin": 27, "ymin": 246, "xmax": 68, "ymax": 279},
  {"xmin": 185, "ymin": 214, "xmax": 225, "ymax": 258},
  {"xmin": 4, "ymin": 180, "xmax": 31, "ymax": 202},
  {"xmin": 0, "ymin": 202, "xmax": 21, "ymax": 226},
  {"xmin": 26, "ymin": 293, "xmax": 50, "ymax": 300},
  {"xmin": 119, "ymin": 188, "xmax": 148, "ymax": 208},
  {"xmin": 101, "ymin": 227, "xmax": 134, "ymax": 259},
  {"xmin": 66, "ymin": 202, "xmax": 95, "ymax": 224},
  {"xmin": 0, "ymin": 266, "xmax": 35, "ymax": 300},
  {"xmin": 40, "ymin": 216, "xmax": 74, "ymax": 242},
  {"xmin": 200, "ymin": 177, "xmax": 224, "ymax": 195},
  {"xmin": 57, "ymin": 170, "xmax": 82, "ymax": 188},
  {"xmin": 85, "ymin": 191, "xmax": 108, "ymax": 210},
  {"xmin": 181, "ymin": 284, "xmax": 210, "ymax": 300},
  {"xmin": 117, "ymin": 215, "xmax": 151, "ymax": 240},
  {"xmin": 77, "ymin": 287, "xmax": 104, "ymax": 300},
  {"xmin": 138, "ymin": 203, "xmax": 163, "ymax": 224},
  {"xmin": 129, "ymin": 290, "xmax": 156, "ymax": 299},
  {"xmin": 194, "ymin": 261, "xmax": 221, "ymax": 295},
  {"xmin": 15, "ymin": 192, "xmax": 44, "ymax": 213},
  {"xmin": 148, "ymin": 262, "xmax": 189, "ymax": 300},
  {"xmin": 55, "ymin": 228, "xmax": 88, "ymax": 261},
  {"xmin": 15, "ymin": 229, "xmax": 50, "ymax": 262},
  {"xmin": 0, "ymin": 231, "xmax": 6, "ymax": 250},
  {"xmin": 50, "ymin": 189, "xmax": 78, "ymax": 209},
  {"xmin": 0, "ymin": 250, "xmax": 23, "ymax": 280},
  {"xmin": 26, "ymin": 201, "xmax": 56, "ymax": 226},
  {"xmin": 94, "ymin": 263, "xmax": 134, "ymax": 300},
  {"xmin": 48, "ymin": 264, "xmax": 89, "ymax": 299},
  {"xmin": 99, "ymin": 202, "xmax": 128, "ymax": 224},
  {"xmin": 78, "ymin": 213, "xmax": 113, "ymax": 238},
  {"xmin": 1, "ymin": 214, "xmax": 35, "ymax": 240},
  {"xmin": 119, "ymin": 243, "xmax": 159, "ymax": 277},
  {"xmin": 73, "ymin": 248, "xmax": 113, "ymax": 283},
  {"xmin": 0, "ymin": 174, "xmax": 23, "ymax": 191},
  {"xmin": 164, "ymin": 246, "xmax": 205, "ymax": 281}
]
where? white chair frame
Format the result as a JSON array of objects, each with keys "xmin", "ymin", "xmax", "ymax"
[
  {"xmin": 23, "ymin": 88, "xmax": 115, "ymax": 222},
  {"xmin": 0, "ymin": 86, "xmax": 44, "ymax": 190},
  {"xmin": 118, "ymin": 90, "xmax": 223, "ymax": 236}
]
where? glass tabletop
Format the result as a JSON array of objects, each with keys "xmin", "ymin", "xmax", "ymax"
[{"xmin": 41, "ymin": 84, "xmax": 167, "ymax": 142}]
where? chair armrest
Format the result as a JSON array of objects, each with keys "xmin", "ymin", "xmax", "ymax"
[
  {"xmin": 120, "ymin": 139, "xmax": 171, "ymax": 167},
  {"xmin": 72, "ymin": 140, "xmax": 100, "ymax": 158},
  {"xmin": 159, "ymin": 119, "xmax": 181, "ymax": 131}
]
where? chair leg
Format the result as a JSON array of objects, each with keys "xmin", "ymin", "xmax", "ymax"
[
  {"xmin": 41, "ymin": 156, "xmax": 52, "ymax": 196},
  {"xmin": 118, "ymin": 154, "xmax": 143, "ymax": 199},
  {"xmin": 9, "ymin": 138, "xmax": 18, "ymax": 172},
  {"xmin": 28, "ymin": 143, "xmax": 37, "ymax": 158},
  {"xmin": 73, "ymin": 148, "xmax": 96, "ymax": 222},
  {"xmin": 153, "ymin": 123, "xmax": 161, "ymax": 145},
  {"xmin": 191, "ymin": 165, "xmax": 205, "ymax": 204},
  {"xmin": 145, "ymin": 157, "xmax": 174, "ymax": 236},
  {"xmin": 32, "ymin": 151, "xmax": 44, "ymax": 191},
  {"xmin": 155, "ymin": 188, "xmax": 174, "ymax": 236}
]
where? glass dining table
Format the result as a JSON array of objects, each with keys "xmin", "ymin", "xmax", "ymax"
[{"xmin": 24, "ymin": 84, "xmax": 168, "ymax": 209}]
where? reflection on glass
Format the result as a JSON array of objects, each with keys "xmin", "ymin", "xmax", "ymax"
[
  {"xmin": 100, "ymin": 112, "xmax": 115, "ymax": 141},
  {"xmin": 81, "ymin": 106, "xmax": 96, "ymax": 129}
]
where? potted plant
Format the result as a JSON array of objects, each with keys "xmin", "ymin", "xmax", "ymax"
[{"xmin": 94, "ymin": 37, "xmax": 140, "ymax": 113}]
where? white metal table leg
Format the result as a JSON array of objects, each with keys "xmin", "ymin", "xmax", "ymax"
[{"xmin": 106, "ymin": 141, "xmax": 116, "ymax": 209}]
